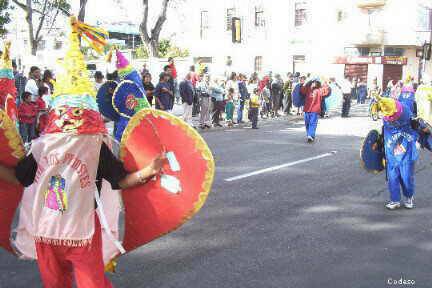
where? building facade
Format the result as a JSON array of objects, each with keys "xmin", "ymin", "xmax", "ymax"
[{"xmin": 186, "ymin": 0, "xmax": 432, "ymax": 88}]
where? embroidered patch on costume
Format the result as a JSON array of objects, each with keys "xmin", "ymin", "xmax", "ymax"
[
  {"xmin": 393, "ymin": 144, "xmax": 406, "ymax": 156},
  {"xmin": 125, "ymin": 94, "xmax": 138, "ymax": 110},
  {"xmin": 44, "ymin": 175, "xmax": 68, "ymax": 212}
]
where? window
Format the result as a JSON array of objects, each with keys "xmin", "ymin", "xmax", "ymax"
[
  {"xmin": 54, "ymin": 41, "xmax": 63, "ymax": 50},
  {"xmin": 226, "ymin": 8, "xmax": 236, "ymax": 31},
  {"xmin": 200, "ymin": 10, "xmax": 210, "ymax": 40},
  {"xmin": 254, "ymin": 56, "xmax": 263, "ymax": 72},
  {"xmin": 384, "ymin": 47, "xmax": 404, "ymax": 56},
  {"xmin": 295, "ymin": 1, "xmax": 307, "ymax": 27},
  {"xmin": 255, "ymin": 7, "xmax": 265, "ymax": 27},
  {"xmin": 344, "ymin": 47, "xmax": 370, "ymax": 56}
]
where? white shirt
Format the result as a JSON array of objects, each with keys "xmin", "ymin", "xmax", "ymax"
[{"xmin": 25, "ymin": 79, "xmax": 39, "ymax": 101}]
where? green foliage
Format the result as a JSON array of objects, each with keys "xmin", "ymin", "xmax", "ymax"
[
  {"xmin": 132, "ymin": 39, "xmax": 189, "ymax": 59},
  {"xmin": 133, "ymin": 45, "xmax": 149, "ymax": 59},
  {"xmin": 0, "ymin": 0, "xmax": 12, "ymax": 37}
]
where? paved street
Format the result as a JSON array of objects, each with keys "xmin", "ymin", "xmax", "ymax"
[{"xmin": 2, "ymin": 103, "xmax": 432, "ymax": 287}]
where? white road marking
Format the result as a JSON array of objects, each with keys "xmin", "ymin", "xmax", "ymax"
[{"xmin": 224, "ymin": 151, "xmax": 338, "ymax": 182}]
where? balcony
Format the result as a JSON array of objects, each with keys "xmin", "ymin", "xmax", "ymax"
[{"xmin": 357, "ymin": 0, "xmax": 387, "ymax": 9}]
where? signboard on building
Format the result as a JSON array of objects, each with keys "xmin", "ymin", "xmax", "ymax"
[{"xmin": 334, "ymin": 56, "xmax": 407, "ymax": 65}]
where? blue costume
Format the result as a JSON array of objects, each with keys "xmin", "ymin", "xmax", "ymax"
[
  {"xmin": 383, "ymin": 103, "xmax": 418, "ymax": 203},
  {"xmin": 398, "ymin": 88, "xmax": 416, "ymax": 117}
]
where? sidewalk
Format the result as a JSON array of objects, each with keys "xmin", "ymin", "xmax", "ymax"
[{"xmin": 170, "ymin": 104, "xmax": 304, "ymax": 133}]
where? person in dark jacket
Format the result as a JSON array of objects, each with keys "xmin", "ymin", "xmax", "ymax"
[
  {"xmin": 271, "ymin": 74, "xmax": 284, "ymax": 116},
  {"xmin": 179, "ymin": 73, "xmax": 195, "ymax": 127},
  {"xmin": 237, "ymin": 73, "xmax": 250, "ymax": 123}
]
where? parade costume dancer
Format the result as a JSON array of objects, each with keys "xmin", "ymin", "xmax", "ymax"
[
  {"xmin": 97, "ymin": 49, "xmax": 150, "ymax": 142},
  {"xmin": 300, "ymin": 79, "xmax": 330, "ymax": 143},
  {"xmin": 0, "ymin": 17, "xmax": 215, "ymax": 288},
  {"xmin": 360, "ymin": 96, "xmax": 432, "ymax": 210},
  {"xmin": 0, "ymin": 41, "xmax": 18, "ymax": 121},
  {"xmin": 415, "ymin": 75, "xmax": 432, "ymax": 124}
]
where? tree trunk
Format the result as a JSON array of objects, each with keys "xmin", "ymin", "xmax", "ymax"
[
  {"xmin": 139, "ymin": 0, "xmax": 170, "ymax": 58},
  {"xmin": 78, "ymin": 0, "xmax": 87, "ymax": 21},
  {"xmin": 24, "ymin": 0, "xmax": 37, "ymax": 56}
]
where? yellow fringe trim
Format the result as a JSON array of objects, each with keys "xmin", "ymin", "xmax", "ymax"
[
  {"xmin": 0, "ymin": 110, "xmax": 25, "ymax": 160},
  {"xmin": 119, "ymin": 108, "xmax": 215, "ymax": 240}
]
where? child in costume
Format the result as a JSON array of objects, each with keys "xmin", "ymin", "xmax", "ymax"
[
  {"xmin": 0, "ymin": 17, "xmax": 166, "ymax": 288},
  {"xmin": 377, "ymin": 97, "xmax": 419, "ymax": 209},
  {"xmin": 300, "ymin": 79, "xmax": 330, "ymax": 143}
]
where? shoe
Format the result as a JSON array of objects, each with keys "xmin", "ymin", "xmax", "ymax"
[
  {"xmin": 252, "ymin": 127, "xmax": 259, "ymax": 129},
  {"xmin": 199, "ymin": 125, "xmax": 206, "ymax": 129},
  {"xmin": 404, "ymin": 197, "xmax": 414, "ymax": 209},
  {"xmin": 385, "ymin": 201, "xmax": 401, "ymax": 210},
  {"xmin": 205, "ymin": 125, "xmax": 211, "ymax": 129},
  {"xmin": 307, "ymin": 136, "xmax": 314, "ymax": 143}
]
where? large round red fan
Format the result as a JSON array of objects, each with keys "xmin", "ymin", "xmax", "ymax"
[
  {"xmin": 0, "ymin": 110, "xmax": 25, "ymax": 253},
  {"xmin": 119, "ymin": 109, "xmax": 215, "ymax": 253}
]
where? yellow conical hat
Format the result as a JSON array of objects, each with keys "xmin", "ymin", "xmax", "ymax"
[
  {"xmin": 376, "ymin": 95, "xmax": 397, "ymax": 117},
  {"xmin": 50, "ymin": 16, "xmax": 108, "ymax": 109}
]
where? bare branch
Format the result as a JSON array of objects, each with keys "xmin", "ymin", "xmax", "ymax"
[
  {"xmin": 34, "ymin": 0, "xmax": 48, "ymax": 42},
  {"xmin": 150, "ymin": 0, "xmax": 169, "ymax": 40},
  {"xmin": 12, "ymin": 0, "xmax": 44, "ymax": 15},
  {"xmin": 139, "ymin": 0, "xmax": 150, "ymax": 43},
  {"xmin": 78, "ymin": 0, "xmax": 87, "ymax": 21}
]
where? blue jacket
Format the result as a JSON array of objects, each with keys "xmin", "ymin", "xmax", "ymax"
[
  {"xmin": 383, "ymin": 103, "xmax": 418, "ymax": 165},
  {"xmin": 179, "ymin": 80, "xmax": 194, "ymax": 105}
]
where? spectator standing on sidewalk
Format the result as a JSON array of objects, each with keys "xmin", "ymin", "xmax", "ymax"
[
  {"xmin": 225, "ymin": 88, "xmax": 235, "ymax": 127},
  {"xmin": 225, "ymin": 72, "xmax": 239, "ymax": 123},
  {"xmin": 197, "ymin": 74, "xmax": 212, "ymax": 129},
  {"xmin": 94, "ymin": 71, "xmax": 105, "ymax": 91},
  {"xmin": 283, "ymin": 73, "xmax": 293, "ymax": 115},
  {"xmin": 237, "ymin": 73, "xmax": 250, "ymax": 123},
  {"xmin": 25, "ymin": 66, "xmax": 42, "ymax": 101},
  {"xmin": 42, "ymin": 69, "xmax": 55, "ymax": 96},
  {"xmin": 18, "ymin": 91, "xmax": 37, "ymax": 144},
  {"xmin": 143, "ymin": 73, "xmax": 155, "ymax": 106},
  {"xmin": 154, "ymin": 72, "xmax": 173, "ymax": 112},
  {"xmin": 179, "ymin": 73, "xmax": 195, "ymax": 127},
  {"xmin": 13, "ymin": 60, "xmax": 26, "ymax": 104},
  {"xmin": 357, "ymin": 80, "xmax": 367, "ymax": 104},
  {"xmin": 271, "ymin": 74, "xmax": 284, "ymax": 116},
  {"xmin": 249, "ymin": 88, "xmax": 260, "ymax": 129},
  {"xmin": 190, "ymin": 65, "xmax": 201, "ymax": 116},
  {"xmin": 210, "ymin": 78, "xmax": 225, "ymax": 127},
  {"xmin": 163, "ymin": 65, "xmax": 175, "ymax": 109},
  {"xmin": 341, "ymin": 77, "xmax": 353, "ymax": 117},
  {"xmin": 167, "ymin": 57, "xmax": 179, "ymax": 104}
]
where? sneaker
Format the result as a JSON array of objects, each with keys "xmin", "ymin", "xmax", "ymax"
[
  {"xmin": 404, "ymin": 197, "xmax": 414, "ymax": 209},
  {"xmin": 307, "ymin": 136, "xmax": 314, "ymax": 143},
  {"xmin": 385, "ymin": 201, "xmax": 401, "ymax": 210}
]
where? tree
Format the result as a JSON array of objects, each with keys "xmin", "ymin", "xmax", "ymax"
[
  {"xmin": 139, "ymin": 0, "xmax": 176, "ymax": 58},
  {"xmin": 0, "ymin": 0, "xmax": 12, "ymax": 37},
  {"xmin": 77, "ymin": 0, "xmax": 87, "ymax": 22},
  {"xmin": 12, "ymin": 0, "xmax": 70, "ymax": 55}
]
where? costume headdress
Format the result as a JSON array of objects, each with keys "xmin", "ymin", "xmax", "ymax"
[
  {"xmin": 0, "ymin": 41, "xmax": 17, "ymax": 122},
  {"xmin": 97, "ymin": 48, "xmax": 150, "ymax": 141},
  {"xmin": 44, "ymin": 16, "xmax": 109, "ymax": 135}
]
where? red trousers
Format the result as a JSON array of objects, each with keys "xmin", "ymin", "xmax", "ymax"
[{"xmin": 35, "ymin": 217, "xmax": 113, "ymax": 288}]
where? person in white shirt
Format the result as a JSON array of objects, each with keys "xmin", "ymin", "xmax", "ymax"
[
  {"xmin": 94, "ymin": 71, "xmax": 105, "ymax": 91},
  {"xmin": 25, "ymin": 66, "xmax": 41, "ymax": 102}
]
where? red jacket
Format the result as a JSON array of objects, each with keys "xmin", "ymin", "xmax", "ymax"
[
  {"xmin": 168, "ymin": 63, "xmax": 177, "ymax": 79},
  {"xmin": 18, "ymin": 102, "xmax": 37, "ymax": 124},
  {"xmin": 301, "ymin": 84, "xmax": 330, "ymax": 113}
]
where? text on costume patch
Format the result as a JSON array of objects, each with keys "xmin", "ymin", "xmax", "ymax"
[{"xmin": 34, "ymin": 153, "xmax": 92, "ymax": 189}]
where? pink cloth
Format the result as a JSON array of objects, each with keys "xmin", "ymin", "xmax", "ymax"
[{"xmin": 383, "ymin": 101, "xmax": 403, "ymax": 122}]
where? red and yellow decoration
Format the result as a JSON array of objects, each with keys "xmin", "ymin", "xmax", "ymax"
[{"xmin": 119, "ymin": 109, "xmax": 215, "ymax": 252}]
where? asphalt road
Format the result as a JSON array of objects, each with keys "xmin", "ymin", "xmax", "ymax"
[{"xmin": 1, "ymin": 104, "xmax": 432, "ymax": 288}]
